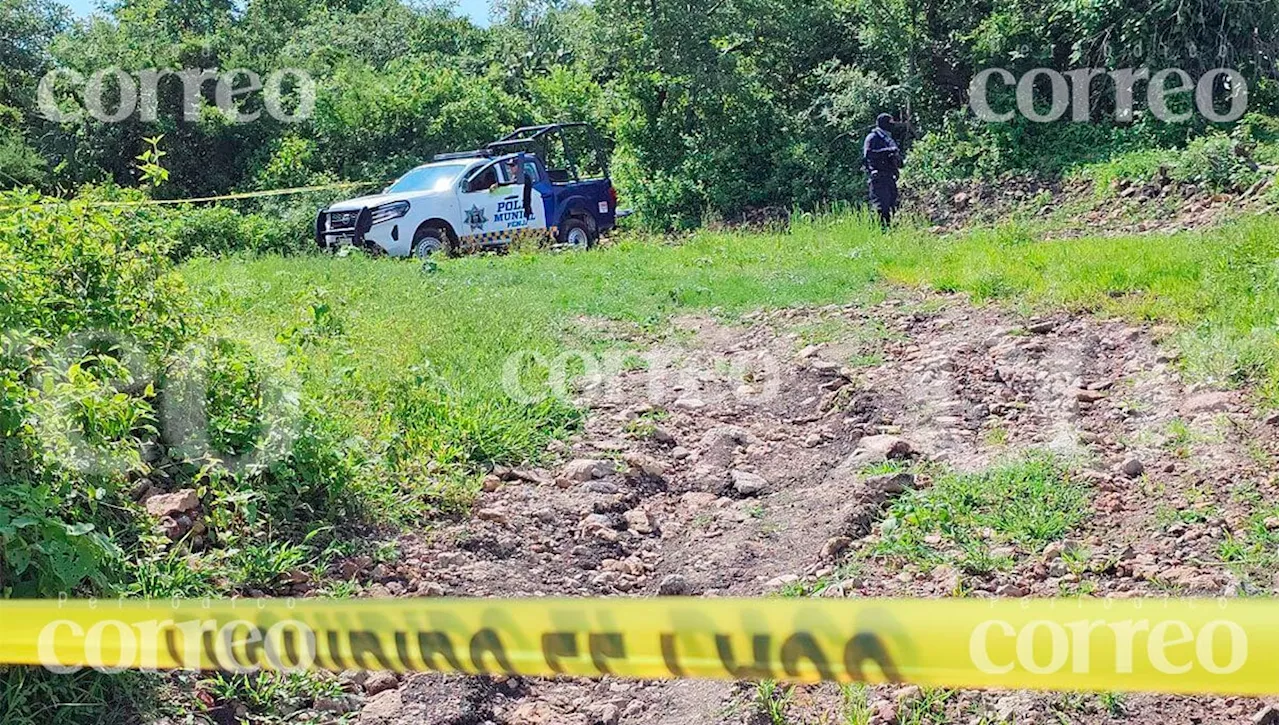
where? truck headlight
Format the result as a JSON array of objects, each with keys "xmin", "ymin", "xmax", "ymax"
[{"xmin": 370, "ymin": 201, "xmax": 410, "ymax": 225}]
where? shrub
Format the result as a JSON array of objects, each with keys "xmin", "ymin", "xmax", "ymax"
[
  {"xmin": 166, "ymin": 204, "xmax": 312, "ymax": 260},
  {"xmin": 0, "ymin": 189, "xmax": 363, "ymax": 602},
  {"xmin": 1168, "ymin": 130, "xmax": 1272, "ymax": 192},
  {"xmin": 0, "ymin": 190, "xmax": 193, "ymax": 596}
]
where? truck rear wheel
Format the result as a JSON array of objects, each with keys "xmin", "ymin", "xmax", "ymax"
[{"xmin": 558, "ymin": 218, "xmax": 594, "ymax": 250}]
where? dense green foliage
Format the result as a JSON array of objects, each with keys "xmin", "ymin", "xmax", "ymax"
[
  {"xmin": 3, "ymin": 0, "xmax": 1277, "ymax": 228},
  {"xmin": 1, "ymin": 197, "xmax": 172, "ymax": 596}
]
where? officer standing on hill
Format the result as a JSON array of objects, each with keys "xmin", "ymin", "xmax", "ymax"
[{"xmin": 863, "ymin": 113, "xmax": 903, "ymax": 229}]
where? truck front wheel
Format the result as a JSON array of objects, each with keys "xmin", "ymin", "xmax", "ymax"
[{"xmin": 412, "ymin": 225, "xmax": 450, "ymax": 258}]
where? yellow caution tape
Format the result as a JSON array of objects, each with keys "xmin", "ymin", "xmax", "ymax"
[
  {"xmin": 0, "ymin": 181, "xmax": 378, "ymax": 213},
  {"xmin": 2, "ymin": 597, "xmax": 1275, "ymax": 694},
  {"xmin": 94, "ymin": 181, "xmax": 379, "ymax": 206}
]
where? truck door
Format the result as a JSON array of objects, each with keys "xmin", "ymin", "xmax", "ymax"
[{"xmin": 456, "ymin": 156, "xmax": 548, "ymax": 250}]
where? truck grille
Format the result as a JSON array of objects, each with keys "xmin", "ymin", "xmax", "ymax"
[{"xmin": 326, "ymin": 210, "xmax": 360, "ymax": 230}]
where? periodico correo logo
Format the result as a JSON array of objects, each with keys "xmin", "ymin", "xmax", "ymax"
[
  {"xmin": 36, "ymin": 67, "xmax": 315, "ymax": 124},
  {"xmin": 969, "ymin": 616, "xmax": 1248, "ymax": 676},
  {"xmin": 969, "ymin": 67, "xmax": 1247, "ymax": 123}
]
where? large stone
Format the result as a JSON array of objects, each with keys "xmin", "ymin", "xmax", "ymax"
[
  {"xmin": 1181, "ymin": 391, "xmax": 1233, "ymax": 414},
  {"xmin": 651, "ymin": 426, "xmax": 677, "ymax": 444},
  {"xmin": 657, "ymin": 574, "xmax": 690, "ymax": 596},
  {"xmin": 358, "ymin": 689, "xmax": 403, "ymax": 724},
  {"xmin": 624, "ymin": 507, "xmax": 654, "ymax": 533},
  {"xmin": 861, "ymin": 472, "xmax": 914, "ymax": 496},
  {"xmin": 1118, "ymin": 457, "xmax": 1144, "ymax": 478},
  {"xmin": 845, "ymin": 435, "xmax": 914, "ymax": 466},
  {"xmin": 363, "ymin": 670, "xmax": 399, "ymax": 696},
  {"xmin": 699, "ymin": 426, "xmax": 759, "ymax": 464},
  {"xmin": 144, "ymin": 489, "xmax": 199, "ymax": 518},
  {"xmin": 624, "ymin": 451, "xmax": 668, "ymax": 477},
  {"xmin": 1252, "ymin": 705, "xmax": 1279, "ymax": 725},
  {"xmin": 563, "ymin": 458, "xmax": 613, "ymax": 481},
  {"xmin": 673, "ymin": 396, "xmax": 705, "ymax": 410},
  {"xmin": 1072, "ymin": 388, "xmax": 1107, "ymax": 403},
  {"xmin": 821, "ymin": 536, "xmax": 852, "ymax": 560},
  {"xmin": 680, "ymin": 491, "xmax": 718, "ymax": 509},
  {"xmin": 730, "ymin": 470, "xmax": 767, "ymax": 496},
  {"xmin": 511, "ymin": 467, "xmax": 553, "ymax": 485}
]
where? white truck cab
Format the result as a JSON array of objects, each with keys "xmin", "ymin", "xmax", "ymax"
[
  {"xmin": 316, "ymin": 154, "xmax": 547, "ymax": 257},
  {"xmin": 316, "ymin": 125, "xmax": 619, "ymax": 258}
]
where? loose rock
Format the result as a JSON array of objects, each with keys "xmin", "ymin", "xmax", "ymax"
[
  {"xmin": 821, "ymin": 536, "xmax": 852, "ymax": 560},
  {"xmin": 851, "ymin": 434, "xmax": 914, "ymax": 464},
  {"xmin": 995, "ymin": 583, "xmax": 1027, "ymax": 597},
  {"xmin": 363, "ymin": 671, "xmax": 398, "ymax": 696},
  {"xmin": 1118, "ymin": 457, "xmax": 1144, "ymax": 478},
  {"xmin": 564, "ymin": 459, "xmax": 613, "ymax": 481},
  {"xmin": 1181, "ymin": 391, "xmax": 1233, "ymax": 414},
  {"xmin": 358, "ymin": 689, "xmax": 402, "ymax": 724},
  {"xmin": 144, "ymin": 489, "xmax": 199, "ymax": 518},
  {"xmin": 730, "ymin": 470, "xmax": 768, "ymax": 496},
  {"xmin": 657, "ymin": 574, "xmax": 690, "ymax": 595},
  {"xmin": 624, "ymin": 451, "xmax": 668, "ymax": 477},
  {"xmin": 624, "ymin": 508, "xmax": 654, "ymax": 533}
]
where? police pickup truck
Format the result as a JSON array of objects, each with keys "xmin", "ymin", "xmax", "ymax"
[{"xmin": 315, "ymin": 124, "xmax": 618, "ymax": 258}]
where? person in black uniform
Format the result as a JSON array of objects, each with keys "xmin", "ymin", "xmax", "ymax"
[{"xmin": 862, "ymin": 113, "xmax": 902, "ymax": 229}]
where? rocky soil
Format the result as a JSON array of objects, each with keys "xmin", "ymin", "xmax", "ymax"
[
  {"xmin": 304, "ymin": 292, "xmax": 1276, "ymax": 725},
  {"xmin": 903, "ymin": 173, "xmax": 1276, "ymax": 236}
]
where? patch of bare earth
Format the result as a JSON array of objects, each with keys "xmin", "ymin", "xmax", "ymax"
[{"xmin": 323, "ymin": 293, "xmax": 1277, "ymax": 725}]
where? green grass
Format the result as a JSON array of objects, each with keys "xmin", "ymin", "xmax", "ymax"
[
  {"xmin": 182, "ymin": 211, "xmax": 1277, "ymax": 527},
  {"xmin": 1218, "ymin": 483, "xmax": 1280, "ymax": 588},
  {"xmin": 897, "ymin": 688, "xmax": 953, "ymax": 725},
  {"xmin": 753, "ymin": 680, "xmax": 794, "ymax": 725},
  {"xmin": 185, "ymin": 213, "xmax": 894, "ymax": 522},
  {"xmin": 0, "ymin": 668, "xmax": 157, "ymax": 725},
  {"xmin": 839, "ymin": 683, "xmax": 873, "ymax": 725},
  {"xmin": 873, "ymin": 453, "xmax": 1087, "ymax": 574},
  {"xmin": 203, "ymin": 671, "xmax": 344, "ymax": 718}
]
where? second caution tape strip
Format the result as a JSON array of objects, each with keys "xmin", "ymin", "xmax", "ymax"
[
  {"xmin": 1, "ymin": 597, "xmax": 1274, "ymax": 695},
  {"xmin": 0, "ymin": 181, "xmax": 378, "ymax": 213}
]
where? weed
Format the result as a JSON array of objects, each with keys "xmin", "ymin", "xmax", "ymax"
[
  {"xmin": 982, "ymin": 425, "xmax": 1009, "ymax": 446},
  {"xmin": 874, "ymin": 453, "xmax": 1086, "ymax": 571},
  {"xmin": 0, "ymin": 668, "xmax": 158, "ymax": 725},
  {"xmin": 1098, "ymin": 691, "xmax": 1127, "ymax": 717},
  {"xmin": 1154, "ymin": 503, "xmax": 1211, "ymax": 527},
  {"xmin": 623, "ymin": 408, "xmax": 670, "ymax": 439},
  {"xmin": 1216, "ymin": 497, "xmax": 1280, "ymax": 587},
  {"xmin": 1060, "ymin": 545, "xmax": 1092, "ymax": 576},
  {"xmin": 224, "ymin": 539, "xmax": 313, "ymax": 591},
  {"xmin": 372, "ymin": 539, "xmax": 401, "ymax": 564},
  {"xmin": 754, "ymin": 680, "xmax": 794, "ymax": 725},
  {"xmin": 898, "ymin": 688, "xmax": 952, "ymax": 725},
  {"xmin": 861, "ymin": 459, "xmax": 910, "ymax": 477},
  {"xmin": 205, "ymin": 671, "xmax": 344, "ymax": 716},
  {"xmin": 840, "ymin": 683, "xmax": 872, "ymax": 725}
]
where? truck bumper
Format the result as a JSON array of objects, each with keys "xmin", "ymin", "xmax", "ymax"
[{"xmin": 315, "ymin": 210, "xmax": 408, "ymax": 256}]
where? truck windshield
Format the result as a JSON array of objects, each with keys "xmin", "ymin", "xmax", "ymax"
[{"xmin": 386, "ymin": 164, "xmax": 468, "ymax": 193}]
